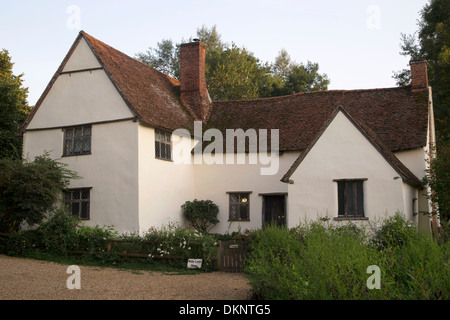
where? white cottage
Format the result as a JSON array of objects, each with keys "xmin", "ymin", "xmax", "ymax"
[{"xmin": 20, "ymin": 31, "xmax": 436, "ymax": 234}]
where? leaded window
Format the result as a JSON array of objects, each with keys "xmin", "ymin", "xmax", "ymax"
[
  {"xmin": 63, "ymin": 125, "xmax": 92, "ymax": 156},
  {"xmin": 155, "ymin": 129, "xmax": 172, "ymax": 160},
  {"xmin": 64, "ymin": 188, "xmax": 91, "ymax": 220},
  {"xmin": 229, "ymin": 193, "xmax": 250, "ymax": 221}
]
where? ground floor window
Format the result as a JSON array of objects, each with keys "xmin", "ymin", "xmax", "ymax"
[
  {"xmin": 64, "ymin": 188, "xmax": 91, "ymax": 220},
  {"xmin": 334, "ymin": 179, "xmax": 366, "ymax": 218},
  {"xmin": 228, "ymin": 192, "xmax": 251, "ymax": 221}
]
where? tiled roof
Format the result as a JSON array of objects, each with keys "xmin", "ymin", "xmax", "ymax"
[
  {"xmin": 82, "ymin": 32, "xmax": 194, "ymax": 131},
  {"xmin": 21, "ymin": 31, "xmax": 429, "ymax": 161},
  {"xmin": 206, "ymin": 87, "xmax": 429, "ymax": 153},
  {"xmin": 20, "ymin": 31, "xmax": 193, "ymax": 133}
]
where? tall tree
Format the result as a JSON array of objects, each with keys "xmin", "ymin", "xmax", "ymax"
[
  {"xmin": 271, "ymin": 49, "xmax": 330, "ymax": 96},
  {"xmin": 393, "ymin": 0, "xmax": 450, "ymax": 141},
  {"xmin": 136, "ymin": 25, "xmax": 329, "ymax": 101},
  {"xmin": 0, "ymin": 49, "xmax": 31, "ymax": 159}
]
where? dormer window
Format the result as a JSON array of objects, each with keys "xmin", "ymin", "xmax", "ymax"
[{"xmin": 155, "ymin": 129, "xmax": 172, "ymax": 160}]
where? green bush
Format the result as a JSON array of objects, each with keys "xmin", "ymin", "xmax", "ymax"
[
  {"xmin": 246, "ymin": 216, "xmax": 449, "ymax": 300},
  {"xmin": 385, "ymin": 231, "xmax": 450, "ymax": 299},
  {"xmin": 0, "ymin": 154, "xmax": 78, "ymax": 232},
  {"xmin": 181, "ymin": 199, "xmax": 219, "ymax": 232},
  {"xmin": 372, "ymin": 212, "xmax": 417, "ymax": 249}
]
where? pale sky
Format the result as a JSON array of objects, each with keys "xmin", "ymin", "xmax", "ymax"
[{"xmin": 0, "ymin": 0, "xmax": 429, "ymax": 106}]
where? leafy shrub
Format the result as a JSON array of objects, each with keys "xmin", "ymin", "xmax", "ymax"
[
  {"xmin": 372, "ymin": 212, "xmax": 417, "ymax": 249},
  {"xmin": 246, "ymin": 216, "xmax": 449, "ymax": 300},
  {"xmin": 181, "ymin": 199, "xmax": 219, "ymax": 232},
  {"xmin": 0, "ymin": 154, "xmax": 78, "ymax": 232},
  {"xmin": 36, "ymin": 207, "xmax": 81, "ymax": 254},
  {"xmin": 246, "ymin": 222, "xmax": 390, "ymax": 299},
  {"xmin": 386, "ymin": 232, "xmax": 450, "ymax": 299}
]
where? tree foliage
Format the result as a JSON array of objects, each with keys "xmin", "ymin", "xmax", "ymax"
[
  {"xmin": 393, "ymin": 0, "xmax": 450, "ymax": 141},
  {"xmin": 0, "ymin": 49, "xmax": 31, "ymax": 159},
  {"xmin": 423, "ymin": 141, "xmax": 450, "ymax": 222},
  {"xmin": 181, "ymin": 199, "xmax": 219, "ymax": 233},
  {"xmin": 136, "ymin": 25, "xmax": 329, "ymax": 101},
  {"xmin": 0, "ymin": 154, "xmax": 79, "ymax": 233}
]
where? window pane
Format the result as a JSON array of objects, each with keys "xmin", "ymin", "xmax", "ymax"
[
  {"xmin": 165, "ymin": 144, "xmax": 171, "ymax": 160},
  {"xmin": 81, "ymin": 201, "xmax": 89, "ymax": 219},
  {"xmin": 65, "ymin": 139, "xmax": 73, "ymax": 155},
  {"xmin": 83, "ymin": 126, "xmax": 91, "ymax": 136},
  {"xmin": 230, "ymin": 204, "xmax": 238, "ymax": 220},
  {"xmin": 356, "ymin": 181, "xmax": 364, "ymax": 216},
  {"xmin": 155, "ymin": 141, "xmax": 160, "ymax": 158},
  {"xmin": 346, "ymin": 181, "xmax": 355, "ymax": 216},
  {"xmin": 82, "ymin": 137, "xmax": 91, "ymax": 152},
  {"xmin": 240, "ymin": 204, "xmax": 249, "ymax": 220},
  {"xmin": 81, "ymin": 189, "xmax": 89, "ymax": 199},
  {"xmin": 161, "ymin": 142, "xmax": 166, "ymax": 159},
  {"xmin": 74, "ymin": 138, "xmax": 82, "ymax": 153},
  {"xmin": 337, "ymin": 181, "xmax": 345, "ymax": 216},
  {"xmin": 71, "ymin": 202, "xmax": 80, "ymax": 216},
  {"xmin": 74, "ymin": 127, "xmax": 82, "ymax": 137},
  {"xmin": 72, "ymin": 191, "xmax": 80, "ymax": 200},
  {"xmin": 230, "ymin": 194, "xmax": 239, "ymax": 203},
  {"xmin": 65, "ymin": 128, "xmax": 74, "ymax": 138}
]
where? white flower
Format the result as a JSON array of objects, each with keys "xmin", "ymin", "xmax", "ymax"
[{"xmin": 188, "ymin": 247, "xmax": 191, "ymax": 250}]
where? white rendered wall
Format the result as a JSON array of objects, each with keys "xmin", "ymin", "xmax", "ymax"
[
  {"xmin": 287, "ymin": 111, "xmax": 410, "ymax": 226},
  {"xmin": 193, "ymin": 151, "xmax": 300, "ymax": 234},
  {"xmin": 23, "ymin": 120, "xmax": 140, "ymax": 234},
  {"xmin": 27, "ymin": 39, "xmax": 133, "ymax": 130},
  {"xmin": 137, "ymin": 125, "xmax": 195, "ymax": 234}
]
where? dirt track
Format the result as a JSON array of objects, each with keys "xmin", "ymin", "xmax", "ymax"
[{"xmin": 0, "ymin": 255, "xmax": 252, "ymax": 300}]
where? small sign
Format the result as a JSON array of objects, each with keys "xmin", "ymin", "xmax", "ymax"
[
  {"xmin": 229, "ymin": 244, "xmax": 239, "ymax": 249},
  {"xmin": 187, "ymin": 259, "xmax": 202, "ymax": 269}
]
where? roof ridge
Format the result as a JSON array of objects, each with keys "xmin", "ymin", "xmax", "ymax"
[
  {"xmin": 82, "ymin": 31, "xmax": 181, "ymax": 86},
  {"xmin": 213, "ymin": 85, "xmax": 411, "ymax": 104}
]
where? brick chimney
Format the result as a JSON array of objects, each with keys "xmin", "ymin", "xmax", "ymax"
[
  {"xmin": 180, "ymin": 39, "xmax": 211, "ymax": 122},
  {"xmin": 409, "ymin": 60, "xmax": 428, "ymax": 92}
]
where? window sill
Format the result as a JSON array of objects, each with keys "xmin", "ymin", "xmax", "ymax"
[
  {"xmin": 334, "ymin": 216, "xmax": 368, "ymax": 221},
  {"xmin": 62, "ymin": 152, "xmax": 92, "ymax": 157},
  {"xmin": 155, "ymin": 157, "xmax": 173, "ymax": 162}
]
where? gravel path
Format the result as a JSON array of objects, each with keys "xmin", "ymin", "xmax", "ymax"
[{"xmin": 0, "ymin": 254, "xmax": 252, "ymax": 300}]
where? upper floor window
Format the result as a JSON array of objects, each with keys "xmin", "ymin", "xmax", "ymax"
[
  {"xmin": 155, "ymin": 129, "xmax": 172, "ymax": 160},
  {"xmin": 63, "ymin": 125, "xmax": 91, "ymax": 156},
  {"xmin": 334, "ymin": 179, "xmax": 366, "ymax": 218}
]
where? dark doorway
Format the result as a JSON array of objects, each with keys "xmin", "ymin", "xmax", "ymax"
[{"xmin": 263, "ymin": 195, "xmax": 286, "ymax": 227}]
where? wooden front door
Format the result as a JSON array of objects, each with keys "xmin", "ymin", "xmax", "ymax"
[{"xmin": 263, "ymin": 195, "xmax": 286, "ymax": 227}]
